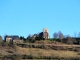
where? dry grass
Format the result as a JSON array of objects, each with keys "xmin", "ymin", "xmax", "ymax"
[
  {"xmin": 0, "ymin": 45, "xmax": 80, "ymax": 59},
  {"xmin": 16, "ymin": 46, "xmax": 80, "ymax": 58},
  {"xmin": 0, "ymin": 46, "xmax": 14, "ymax": 55}
]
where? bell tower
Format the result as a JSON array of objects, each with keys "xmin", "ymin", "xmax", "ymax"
[
  {"xmin": 43, "ymin": 28, "xmax": 48, "ymax": 32},
  {"xmin": 43, "ymin": 28, "xmax": 49, "ymax": 39}
]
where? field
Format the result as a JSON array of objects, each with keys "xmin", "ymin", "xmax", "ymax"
[
  {"xmin": 0, "ymin": 41, "xmax": 80, "ymax": 60},
  {"xmin": 16, "ymin": 46, "xmax": 80, "ymax": 58}
]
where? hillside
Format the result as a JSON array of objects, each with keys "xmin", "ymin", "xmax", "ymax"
[{"xmin": 0, "ymin": 41, "xmax": 80, "ymax": 60}]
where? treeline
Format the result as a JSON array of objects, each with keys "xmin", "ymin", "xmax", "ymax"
[
  {"xmin": 53, "ymin": 31, "xmax": 80, "ymax": 45},
  {"xmin": 15, "ymin": 31, "xmax": 80, "ymax": 45},
  {"xmin": 0, "ymin": 31, "xmax": 80, "ymax": 45}
]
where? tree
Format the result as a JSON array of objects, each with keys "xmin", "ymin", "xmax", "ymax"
[
  {"xmin": 20, "ymin": 36, "xmax": 26, "ymax": 42},
  {"xmin": 72, "ymin": 38, "xmax": 77, "ymax": 44},
  {"xmin": 79, "ymin": 40, "xmax": 80, "ymax": 45},
  {"xmin": 53, "ymin": 32, "xmax": 58, "ymax": 39},
  {"xmin": 20, "ymin": 36, "xmax": 24, "ymax": 40},
  {"xmin": 67, "ymin": 35, "xmax": 73, "ymax": 44},
  {"xmin": 0, "ymin": 36, "xmax": 3, "ymax": 46},
  {"xmin": 77, "ymin": 32, "xmax": 80, "ymax": 44},
  {"xmin": 27, "ymin": 34, "xmax": 32, "ymax": 39},
  {"xmin": 58, "ymin": 31, "xmax": 64, "ymax": 43},
  {"xmin": 8, "ymin": 39, "xmax": 13, "ymax": 47},
  {"xmin": 78, "ymin": 32, "xmax": 80, "ymax": 38},
  {"xmin": 27, "ymin": 34, "xmax": 32, "ymax": 42},
  {"xmin": 74, "ymin": 32, "xmax": 77, "ymax": 37},
  {"xmin": 31, "ymin": 34, "xmax": 36, "ymax": 43},
  {"xmin": 0, "ymin": 36, "xmax": 3, "ymax": 42}
]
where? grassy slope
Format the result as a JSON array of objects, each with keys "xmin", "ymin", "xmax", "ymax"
[
  {"xmin": 15, "ymin": 46, "xmax": 80, "ymax": 58},
  {"xmin": 0, "ymin": 40, "xmax": 80, "ymax": 59}
]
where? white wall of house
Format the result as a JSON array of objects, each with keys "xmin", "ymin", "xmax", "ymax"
[
  {"xmin": 6, "ymin": 38, "xmax": 12, "ymax": 43},
  {"xmin": 13, "ymin": 40, "xmax": 23, "ymax": 43}
]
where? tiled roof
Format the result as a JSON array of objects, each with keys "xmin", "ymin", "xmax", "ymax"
[{"xmin": 5, "ymin": 35, "xmax": 20, "ymax": 40}]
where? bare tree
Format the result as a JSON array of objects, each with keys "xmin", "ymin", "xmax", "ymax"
[
  {"xmin": 78, "ymin": 32, "xmax": 80, "ymax": 38},
  {"xmin": 27, "ymin": 34, "xmax": 32, "ymax": 42},
  {"xmin": 67, "ymin": 35, "xmax": 71, "ymax": 37},
  {"xmin": 74, "ymin": 32, "xmax": 77, "ymax": 37},
  {"xmin": 53, "ymin": 32, "xmax": 58, "ymax": 39},
  {"xmin": 58, "ymin": 31, "xmax": 64, "ymax": 43}
]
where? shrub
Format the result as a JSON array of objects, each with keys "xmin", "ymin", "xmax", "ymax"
[
  {"xmin": 1, "ymin": 42, "xmax": 8, "ymax": 46},
  {"xmin": 74, "ymin": 48, "xmax": 80, "ymax": 52},
  {"xmin": 11, "ymin": 54, "xmax": 22, "ymax": 60},
  {"xmin": 78, "ymin": 52, "xmax": 80, "ymax": 55},
  {"xmin": 22, "ymin": 54, "xmax": 28, "ymax": 59},
  {"xmin": 0, "ymin": 53, "xmax": 3, "ymax": 56},
  {"xmin": 6, "ymin": 50, "xmax": 14, "ymax": 53}
]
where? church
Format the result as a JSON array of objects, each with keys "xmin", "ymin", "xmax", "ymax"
[{"xmin": 38, "ymin": 28, "xmax": 50, "ymax": 40}]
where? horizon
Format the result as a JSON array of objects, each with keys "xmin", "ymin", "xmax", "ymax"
[{"xmin": 0, "ymin": 0, "xmax": 80, "ymax": 38}]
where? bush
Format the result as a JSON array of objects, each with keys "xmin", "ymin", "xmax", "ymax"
[
  {"xmin": 1, "ymin": 42, "xmax": 8, "ymax": 46},
  {"xmin": 6, "ymin": 50, "xmax": 14, "ymax": 53},
  {"xmin": 74, "ymin": 48, "xmax": 80, "ymax": 52},
  {"xmin": 78, "ymin": 52, "xmax": 80, "ymax": 55},
  {"xmin": 11, "ymin": 54, "xmax": 22, "ymax": 60},
  {"xmin": 22, "ymin": 54, "xmax": 28, "ymax": 59}
]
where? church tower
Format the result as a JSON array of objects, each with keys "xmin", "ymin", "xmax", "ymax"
[{"xmin": 43, "ymin": 28, "xmax": 49, "ymax": 39}]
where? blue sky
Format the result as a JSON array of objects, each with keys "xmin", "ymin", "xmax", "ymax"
[{"xmin": 0, "ymin": 0, "xmax": 80, "ymax": 38}]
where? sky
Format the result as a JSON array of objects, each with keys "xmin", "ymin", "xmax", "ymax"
[{"xmin": 0, "ymin": 0, "xmax": 80, "ymax": 38}]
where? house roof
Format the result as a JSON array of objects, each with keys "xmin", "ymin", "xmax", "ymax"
[{"xmin": 5, "ymin": 35, "xmax": 20, "ymax": 40}]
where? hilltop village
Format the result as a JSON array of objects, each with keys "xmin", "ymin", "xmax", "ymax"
[
  {"xmin": 0, "ymin": 28, "xmax": 80, "ymax": 44},
  {"xmin": 3, "ymin": 28, "xmax": 50, "ymax": 43},
  {"xmin": 0, "ymin": 28, "xmax": 80, "ymax": 60}
]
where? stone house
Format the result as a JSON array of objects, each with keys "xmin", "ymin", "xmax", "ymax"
[
  {"xmin": 13, "ymin": 39, "xmax": 23, "ymax": 43},
  {"xmin": 4, "ymin": 35, "xmax": 23, "ymax": 43}
]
